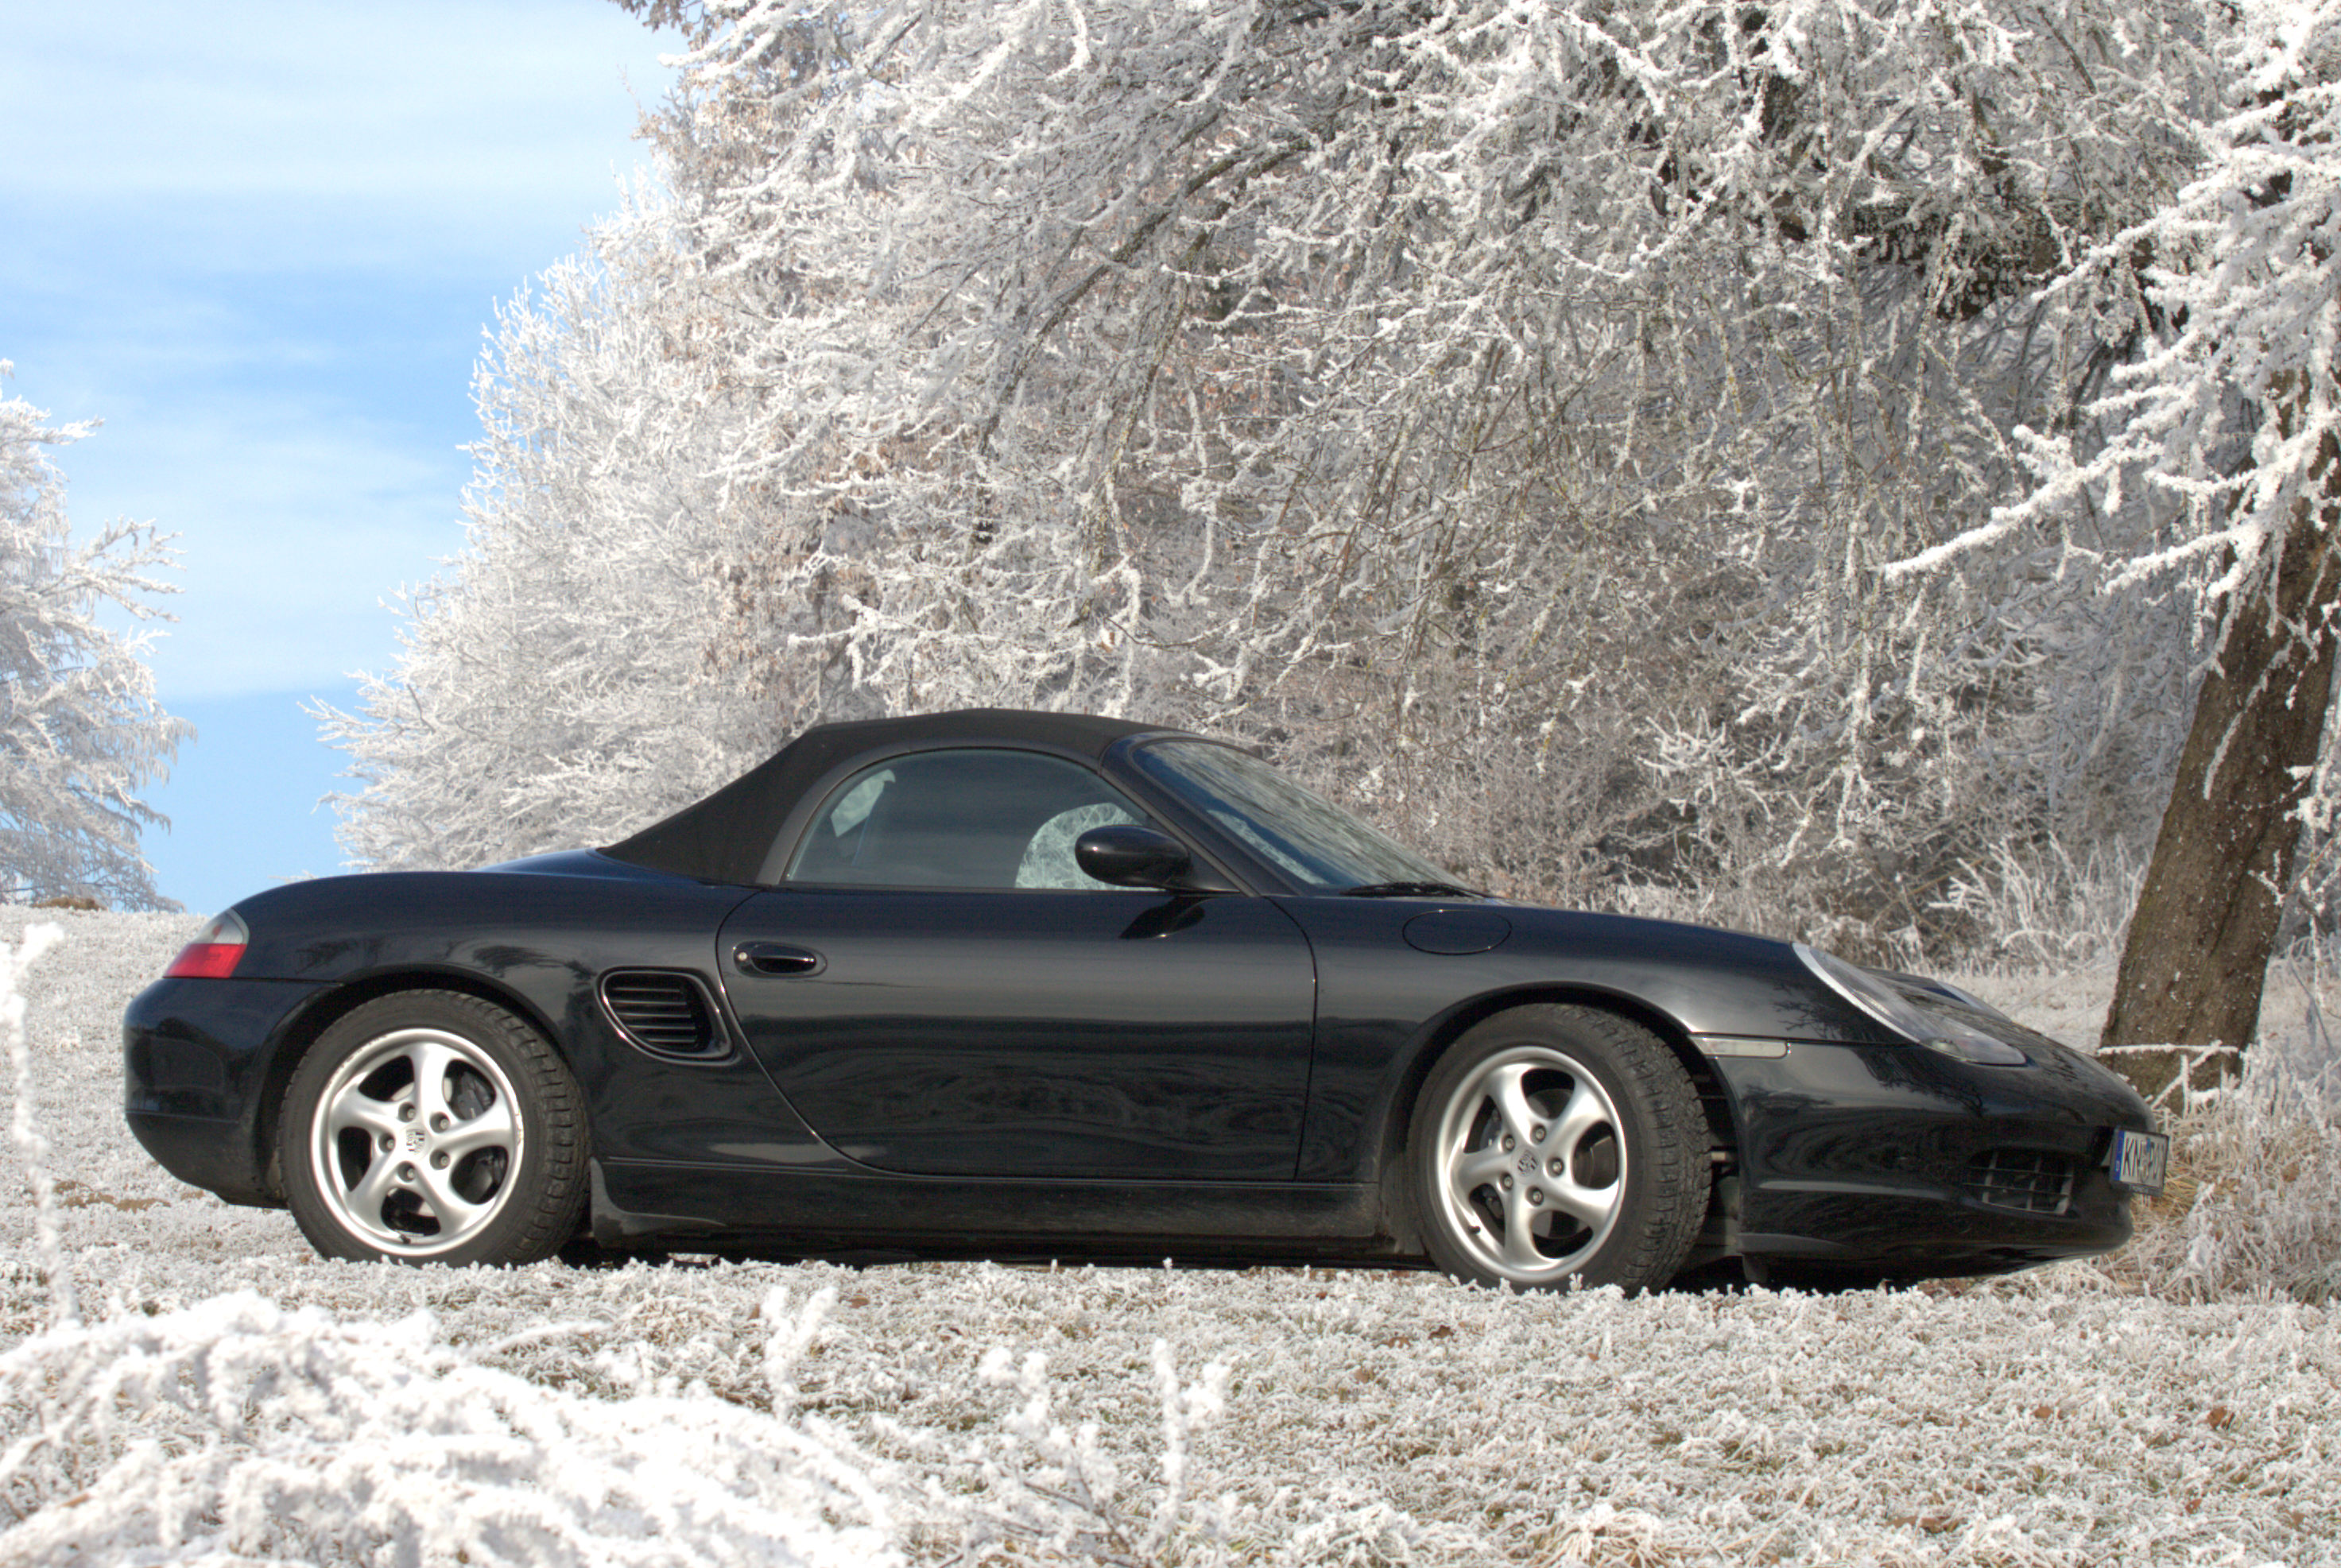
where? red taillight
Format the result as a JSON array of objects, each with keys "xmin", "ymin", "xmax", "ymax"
[
  {"xmin": 165, "ymin": 912, "xmax": 249, "ymax": 979},
  {"xmin": 165, "ymin": 943, "xmax": 246, "ymax": 978}
]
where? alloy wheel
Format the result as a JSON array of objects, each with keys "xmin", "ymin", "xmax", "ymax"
[
  {"xmin": 1429, "ymin": 1042, "xmax": 1628, "ymax": 1284},
  {"xmin": 308, "ymin": 1025, "xmax": 524, "ymax": 1257}
]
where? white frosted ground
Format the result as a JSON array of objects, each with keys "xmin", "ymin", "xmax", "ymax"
[{"xmin": 3, "ymin": 907, "xmax": 2335, "ymax": 1566}]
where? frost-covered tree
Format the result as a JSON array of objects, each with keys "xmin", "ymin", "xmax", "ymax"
[
  {"xmin": 600, "ymin": 0, "xmax": 2214, "ymax": 940},
  {"xmin": 365, "ymin": 0, "xmax": 2320, "ymax": 1003},
  {"xmin": 1928, "ymin": 0, "xmax": 2341, "ymax": 1069},
  {"xmin": 322, "ymin": 203, "xmax": 793, "ymax": 871},
  {"xmin": 0, "ymin": 366, "xmax": 185, "ymax": 910}
]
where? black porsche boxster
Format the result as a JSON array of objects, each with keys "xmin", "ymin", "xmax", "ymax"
[{"xmin": 125, "ymin": 708, "xmax": 2166, "ymax": 1290}]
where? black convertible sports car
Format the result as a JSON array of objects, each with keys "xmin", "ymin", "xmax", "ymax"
[{"xmin": 125, "ymin": 708, "xmax": 2167, "ymax": 1290}]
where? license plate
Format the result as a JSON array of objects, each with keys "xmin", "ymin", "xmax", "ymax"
[{"xmin": 2107, "ymin": 1129, "xmax": 2170, "ymax": 1196}]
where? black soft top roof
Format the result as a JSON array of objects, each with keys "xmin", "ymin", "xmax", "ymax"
[{"xmin": 600, "ymin": 708, "xmax": 1185, "ymax": 885}]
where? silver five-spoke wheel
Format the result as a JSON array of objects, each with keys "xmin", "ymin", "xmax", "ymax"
[
  {"xmin": 1409, "ymin": 1005, "xmax": 1707, "ymax": 1292},
  {"xmin": 309, "ymin": 1026, "xmax": 524, "ymax": 1256},
  {"xmin": 281, "ymin": 991, "xmax": 588, "ymax": 1265},
  {"xmin": 1432, "ymin": 1043, "xmax": 1626, "ymax": 1283}
]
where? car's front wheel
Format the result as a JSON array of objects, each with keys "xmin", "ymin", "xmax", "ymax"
[
  {"xmin": 280, "ymin": 991, "xmax": 588, "ymax": 1265},
  {"xmin": 1409, "ymin": 1005, "xmax": 1707, "ymax": 1291}
]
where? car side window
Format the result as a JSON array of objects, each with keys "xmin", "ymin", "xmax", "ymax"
[{"xmin": 786, "ymin": 749, "xmax": 1149, "ymax": 890}]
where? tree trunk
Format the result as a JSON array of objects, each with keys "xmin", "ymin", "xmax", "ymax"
[{"xmin": 2102, "ymin": 439, "xmax": 2341, "ymax": 1098}]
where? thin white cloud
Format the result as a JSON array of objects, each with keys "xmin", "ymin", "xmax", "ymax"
[
  {"xmin": 0, "ymin": 0, "xmax": 671, "ymax": 272},
  {"xmin": 0, "ymin": 0, "xmax": 678, "ymax": 705},
  {"xmin": 58, "ymin": 394, "xmax": 472, "ymax": 699}
]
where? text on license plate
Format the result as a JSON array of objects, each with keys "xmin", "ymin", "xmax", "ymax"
[{"xmin": 2107, "ymin": 1129, "xmax": 2170, "ymax": 1196}]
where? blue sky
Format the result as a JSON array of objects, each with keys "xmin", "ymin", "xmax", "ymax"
[{"xmin": 2, "ymin": 0, "xmax": 678, "ymax": 914}]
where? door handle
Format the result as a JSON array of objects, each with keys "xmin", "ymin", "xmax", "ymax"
[{"xmin": 733, "ymin": 941, "xmax": 824, "ymax": 978}]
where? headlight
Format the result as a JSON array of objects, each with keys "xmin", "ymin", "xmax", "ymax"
[{"xmin": 1793, "ymin": 943, "xmax": 2029, "ymax": 1065}]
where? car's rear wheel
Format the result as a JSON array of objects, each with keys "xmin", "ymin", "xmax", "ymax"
[
  {"xmin": 1409, "ymin": 1005, "xmax": 1706, "ymax": 1291},
  {"xmin": 280, "ymin": 991, "xmax": 587, "ymax": 1265}
]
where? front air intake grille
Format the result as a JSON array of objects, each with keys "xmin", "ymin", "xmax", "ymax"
[
  {"xmin": 599, "ymin": 971, "xmax": 726, "ymax": 1062},
  {"xmin": 1962, "ymin": 1148, "xmax": 2075, "ymax": 1216}
]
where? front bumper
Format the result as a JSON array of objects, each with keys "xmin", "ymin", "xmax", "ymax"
[
  {"xmin": 1707, "ymin": 1036, "xmax": 2157, "ymax": 1276},
  {"xmin": 123, "ymin": 976, "xmax": 331, "ymax": 1208}
]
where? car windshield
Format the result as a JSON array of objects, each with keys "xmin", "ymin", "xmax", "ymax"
[{"xmin": 1129, "ymin": 740, "xmax": 1456, "ymax": 892}]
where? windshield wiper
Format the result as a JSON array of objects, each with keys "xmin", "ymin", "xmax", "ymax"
[{"xmin": 1340, "ymin": 881, "xmax": 1487, "ymax": 899}]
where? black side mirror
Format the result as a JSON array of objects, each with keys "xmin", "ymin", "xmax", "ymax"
[{"xmin": 1076, "ymin": 825, "xmax": 1203, "ymax": 889}]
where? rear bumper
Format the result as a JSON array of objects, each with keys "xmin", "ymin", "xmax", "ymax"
[
  {"xmin": 122, "ymin": 976, "xmax": 330, "ymax": 1208},
  {"xmin": 1711, "ymin": 1039, "xmax": 2154, "ymax": 1276}
]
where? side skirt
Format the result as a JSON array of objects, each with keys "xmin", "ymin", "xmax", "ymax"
[{"xmin": 591, "ymin": 1158, "xmax": 1387, "ymax": 1252}]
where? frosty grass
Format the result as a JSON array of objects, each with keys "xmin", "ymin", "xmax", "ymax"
[{"xmin": 2, "ymin": 909, "xmax": 2334, "ymax": 1566}]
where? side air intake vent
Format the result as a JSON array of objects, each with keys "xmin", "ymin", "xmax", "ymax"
[
  {"xmin": 599, "ymin": 971, "xmax": 726, "ymax": 1062},
  {"xmin": 1961, "ymin": 1148, "xmax": 2075, "ymax": 1216}
]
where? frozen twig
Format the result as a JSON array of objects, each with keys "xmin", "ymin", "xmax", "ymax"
[{"xmin": 2, "ymin": 922, "xmax": 70, "ymax": 1326}]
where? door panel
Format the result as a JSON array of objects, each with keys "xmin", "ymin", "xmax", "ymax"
[{"xmin": 718, "ymin": 889, "xmax": 1317, "ymax": 1180}]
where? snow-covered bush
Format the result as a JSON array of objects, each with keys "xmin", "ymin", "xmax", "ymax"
[
  {"xmin": 0, "ymin": 1291, "xmax": 900, "ymax": 1568},
  {"xmin": 0, "ymin": 1283, "xmax": 1246, "ymax": 1568},
  {"xmin": 0, "ymin": 1252, "xmax": 1235, "ymax": 1567},
  {"xmin": 2113, "ymin": 1030, "xmax": 2341, "ymax": 1304},
  {"xmin": 2, "ymin": 921, "xmax": 69, "ymax": 1324}
]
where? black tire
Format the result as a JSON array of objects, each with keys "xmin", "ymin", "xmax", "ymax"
[
  {"xmin": 1407, "ymin": 1005, "xmax": 1707, "ymax": 1292},
  {"xmin": 279, "ymin": 990, "xmax": 589, "ymax": 1265}
]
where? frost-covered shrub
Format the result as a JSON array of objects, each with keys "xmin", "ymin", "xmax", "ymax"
[
  {"xmin": 2, "ymin": 921, "xmax": 71, "ymax": 1325},
  {"xmin": 2114, "ymin": 1030, "xmax": 2341, "ymax": 1304},
  {"xmin": 0, "ymin": 1289, "xmax": 901, "ymax": 1567},
  {"xmin": 0, "ymin": 1280, "xmax": 1244, "ymax": 1568}
]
